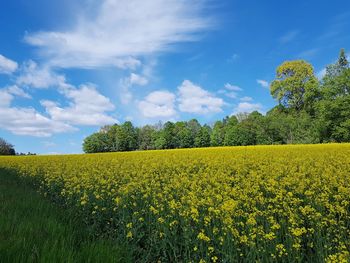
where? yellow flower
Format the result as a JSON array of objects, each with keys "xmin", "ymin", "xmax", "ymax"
[{"xmin": 197, "ymin": 231, "xmax": 210, "ymax": 242}]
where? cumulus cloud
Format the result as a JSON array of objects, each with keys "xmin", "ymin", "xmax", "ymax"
[
  {"xmin": 41, "ymin": 84, "xmax": 117, "ymax": 126},
  {"xmin": 0, "ymin": 89, "xmax": 74, "ymax": 137},
  {"xmin": 0, "ymin": 57, "xmax": 117, "ymax": 136},
  {"xmin": 0, "ymin": 86, "xmax": 31, "ymax": 108},
  {"xmin": 0, "ymin": 64, "xmax": 118, "ymax": 136},
  {"xmin": 119, "ymin": 73, "xmax": 149, "ymax": 104},
  {"xmin": 25, "ymin": 0, "xmax": 212, "ymax": 69},
  {"xmin": 0, "ymin": 54, "xmax": 18, "ymax": 74},
  {"xmin": 129, "ymin": 73, "xmax": 148, "ymax": 86},
  {"xmin": 16, "ymin": 61, "xmax": 65, "ymax": 89},
  {"xmin": 257, "ymin": 79, "xmax": 269, "ymax": 88},
  {"xmin": 233, "ymin": 102, "xmax": 263, "ymax": 114},
  {"xmin": 178, "ymin": 80, "xmax": 224, "ymax": 114},
  {"xmin": 0, "ymin": 107, "xmax": 75, "ymax": 137},
  {"xmin": 138, "ymin": 90, "xmax": 176, "ymax": 118}
]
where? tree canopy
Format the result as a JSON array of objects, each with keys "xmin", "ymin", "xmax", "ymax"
[
  {"xmin": 0, "ymin": 138, "xmax": 15, "ymax": 155},
  {"xmin": 270, "ymin": 60, "xmax": 319, "ymax": 112},
  {"xmin": 83, "ymin": 49, "xmax": 350, "ymax": 153}
]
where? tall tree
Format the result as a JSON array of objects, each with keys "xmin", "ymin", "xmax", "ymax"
[
  {"xmin": 122, "ymin": 121, "xmax": 138, "ymax": 151},
  {"xmin": 210, "ymin": 120, "xmax": 225, "ymax": 146},
  {"xmin": 223, "ymin": 116, "xmax": 239, "ymax": 146},
  {"xmin": 316, "ymin": 49, "xmax": 350, "ymax": 142},
  {"xmin": 83, "ymin": 132, "xmax": 110, "ymax": 153},
  {"xmin": 194, "ymin": 125, "xmax": 211, "ymax": 147},
  {"xmin": 270, "ymin": 60, "xmax": 319, "ymax": 112},
  {"xmin": 105, "ymin": 124, "xmax": 120, "ymax": 152},
  {"xmin": 138, "ymin": 125, "xmax": 156, "ymax": 150},
  {"xmin": 0, "ymin": 138, "xmax": 15, "ymax": 155},
  {"xmin": 175, "ymin": 122, "xmax": 193, "ymax": 148},
  {"xmin": 322, "ymin": 49, "xmax": 350, "ymax": 99},
  {"xmin": 338, "ymin": 48, "xmax": 349, "ymax": 68},
  {"xmin": 187, "ymin": 119, "xmax": 201, "ymax": 146},
  {"xmin": 162, "ymin": 121, "xmax": 176, "ymax": 149}
]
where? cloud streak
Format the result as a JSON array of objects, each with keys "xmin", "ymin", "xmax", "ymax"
[
  {"xmin": 25, "ymin": 0, "xmax": 213, "ymax": 69},
  {"xmin": 279, "ymin": 30, "xmax": 299, "ymax": 44},
  {"xmin": 0, "ymin": 54, "xmax": 18, "ymax": 74},
  {"xmin": 257, "ymin": 79, "xmax": 269, "ymax": 88}
]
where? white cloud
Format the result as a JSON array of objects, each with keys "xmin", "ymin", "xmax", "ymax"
[
  {"xmin": 233, "ymin": 102, "xmax": 262, "ymax": 114},
  {"xmin": 240, "ymin": 96, "xmax": 253, "ymax": 102},
  {"xmin": 25, "ymin": 0, "xmax": 212, "ymax": 69},
  {"xmin": 16, "ymin": 61, "xmax": 65, "ymax": 89},
  {"xmin": 224, "ymin": 83, "xmax": 242, "ymax": 91},
  {"xmin": 178, "ymin": 80, "xmax": 224, "ymax": 114},
  {"xmin": 0, "ymin": 90, "xmax": 13, "ymax": 107},
  {"xmin": 129, "ymin": 73, "xmax": 148, "ymax": 86},
  {"xmin": 225, "ymin": 92, "xmax": 238, "ymax": 99},
  {"xmin": 120, "ymin": 86, "xmax": 133, "ymax": 105},
  {"xmin": 0, "ymin": 90, "xmax": 75, "ymax": 137},
  {"xmin": 114, "ymin": 57, "xmax": 142, "ymax": 70},
  {"xmin": 0, "ymin": 86, "xmax": 31, "ymax": 108},
  {"xmin": 0, "ymin": 58, "xmax": 117, "ymax": 136},
  {"xmin": 218, "ymin": 83, "xmax": 242, "ymax": 99},
  {"xmin": 41, "ymin": 84, "xmax": 117, "ymax": 126},
  {"xmin": 0, "ymin": 54, "xmax": 18, "ymax": 74},
  {"xmin": 6, "ymin": 85, "xmax": 32, "ymax": 99},
  {"xmin": 119, "ymin": 72, "xmax": 149, "ymax": 104},
  {"xmin": 257, "ymin": 79, "xmax": 269, "ymax": 88},
  {"xmin": 0, "ymin": 107, "xmax": 75, "ymax": 137},
  {"xmin": 138, "ymin": 90, "xmax": 176, "ymax": 118}
]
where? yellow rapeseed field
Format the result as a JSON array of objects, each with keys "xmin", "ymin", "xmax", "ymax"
[{"xmin": 1, "ymin": 144, "xmax": 350, "ymax": 262}]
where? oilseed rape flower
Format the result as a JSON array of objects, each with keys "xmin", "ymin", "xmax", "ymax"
[{"xmin": 0, "ymin": 144, "xmax": 350, "ymax": 262}]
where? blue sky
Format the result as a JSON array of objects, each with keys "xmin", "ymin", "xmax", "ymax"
[{"xmin": 0, "ymin": 0, "xmax": 349, "ymax": 154}]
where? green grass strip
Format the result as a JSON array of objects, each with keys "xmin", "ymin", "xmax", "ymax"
[{"xmin": 0, "ymin": 170, "xmax": 132, "ymax": 263}]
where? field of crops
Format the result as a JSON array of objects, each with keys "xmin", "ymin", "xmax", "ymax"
[{"xmin": 1, "ymin": 144, "xmax": 350, "ymax": 262}]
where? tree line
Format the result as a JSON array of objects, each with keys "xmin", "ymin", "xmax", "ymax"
[
  {"xmin": 82, "ymin": 49, "xmax": 350, "ymax": 153},
  {"xmin": 0, "ymin": 137, "xmax": 37, "ymax": 156}
]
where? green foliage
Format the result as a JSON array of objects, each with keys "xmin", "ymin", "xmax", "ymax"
[
  {"xmin": 324, "ymin": 48, "xmax": 349, "ymax": 82},
  {"xmin": 210, "ymin": 121, "xmax": 225, "ymax": 146},
  {"xmin": 175, "ymin": 122, "xmax": 193, "ymax": 148},
  {"xmin": 0, "ymin": 170, "xmax": 131, "ymax": 262},
  {"xmin": 194, "ymin": 125, "xmax": 211, "ymax": 147},
  {"xmin": 316, "ymin": 94, "xmax": 350, "ymax": 142},
  {"xmin": 316, "ymin": 50, "xmax": 350, "ymax": 142},
  {"xmin": 162, "ymin": 121, "xmax": 176, "ymax": 149},
  {"xmin": 116, "ymin": 121, "xmax": 138, "ymax": 151},
  {"xmin": 138, "ymin": 125, "xmax": 157, "ymax": 150},
  {"xmin": 83, "ymin": 132, "xmax": 110, "ymax": 153},
  {"xmin": 82, "ymin": 49, "xmax": 350, "ymax": 153},
  {"xmin": 270, "ymin": 60, "xmax": 319, "ymax": 112}
]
